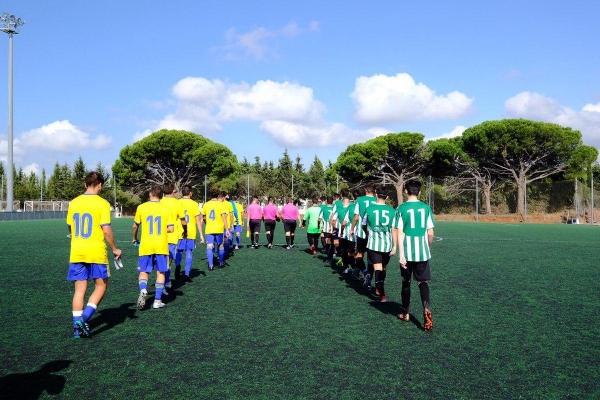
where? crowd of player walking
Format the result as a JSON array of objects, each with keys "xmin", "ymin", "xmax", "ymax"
[{"xmin": 65, "ymin": 172, "xmax": 435, "ymax": 340}]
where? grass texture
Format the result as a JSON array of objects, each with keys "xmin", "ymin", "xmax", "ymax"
[{"xmin": 0, "ymin": 219, "xmax": 598, "ymax": 399}]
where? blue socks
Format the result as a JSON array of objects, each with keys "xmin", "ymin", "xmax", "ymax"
[
  {"xmin": 218, "ymin": 247, "xmax": 225, "ymax": 265},
  {"xmin": 185, "ymin": 249, "xmax": 193, "ymax": 275},
  {"xmin": 82, "ymin": 303, "xmax": 97, "ymax": 323},
  {"xmin": 155, "ymin": 282, "xmax": 164, "ymax": 300},
  {"xmin": 206, "ymin": 247, "xmax": 214, "ymax": 267},
  {"xmin": 139, "ymin": 278, "xmax": 148, "ymax": 291}
]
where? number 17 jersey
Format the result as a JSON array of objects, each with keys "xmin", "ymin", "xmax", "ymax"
[{"xmin": 395, "ymin": 200, "xmax": 434, "ymax": 261}]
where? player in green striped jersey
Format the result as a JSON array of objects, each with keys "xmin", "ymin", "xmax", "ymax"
[
  {"xmin": 319, "ymin": 197, "xmax": 335, "ymax": 262},
  {"xmin": 350, "ymin": 183, "xmax": 376, "ymax": 287},
  {"xmin": 332, "ymin": 189, "xmax": 355, "ymax": 274},
  {"xmin": 302, "ymin": 197, "xmax": 323, "ymax": 255},
  {"xmin": 329, "ymin": 192, "xmax": 343, "ymax": 259},
  {"xmin": 362, "ymin": 185, "xmax": 397, "ymax": 302},
  {"xmin": 395, "ymin": 179, "xmax": 434, "ymax": 332}
]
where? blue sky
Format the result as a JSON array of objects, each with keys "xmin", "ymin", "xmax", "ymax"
[{"xmin": 1, "ymin": 0, "xmax": 599, "ymax": 176}]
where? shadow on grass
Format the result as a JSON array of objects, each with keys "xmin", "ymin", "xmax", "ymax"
[
  {"xmin": 90, "ymin": 303, "xmax": 137, "ymax": 335},
  {"xmin": 0, "ymin": 360, "xmax": 72, "ymax": 399}
]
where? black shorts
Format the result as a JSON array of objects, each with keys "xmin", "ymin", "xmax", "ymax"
[
  {"xmin": 322, "ymin": 232, "xmax": 332, "ymax": 239},
  {"xmin": 249, "ymin": 219, "xmax": 262, "ymax": 233},
  {"xmin": 368, "ymin": 250, "xmax": 391, "ymax": 267},
  {"xmin": 331, "ymin": 227, "xmax": 339, "ymax": 239},
  {"xmin": 356, "ymin": 237, "xmax": 368, "ymax": 253},
  {"xmin": 283, "ymin": 220, "xmax": 297, "ymax": 233},
  {"xmin": 401, "ymin": 260, "xmax": 431, "ymax": 282},
  {"xmin": 339, "ymin": 238, "xmax": 355, "ymax": 253},
  {"xmin": 264, "ymin": 220, "xmax": 276, "ymax": 232}
]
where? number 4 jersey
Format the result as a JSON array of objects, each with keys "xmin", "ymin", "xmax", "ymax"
[
  {"xmin": 67, "ymin": 194, "xmax": 112, "ymax": 264},
  {"xmin": 363, "ymin": 203, "xmax": 398, "ymax": 253},
  {"xmin": 395, "ymin": 200, "xmax": 434, "ymax": 262},
  {"xmin": 134, "ymin": 200, "xmax": 174, "ymax": 256}
]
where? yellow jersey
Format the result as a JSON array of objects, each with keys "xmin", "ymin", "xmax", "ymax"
[
  {"xmin": 222, "ymin": 200, "xmax": 234, "ymax": 228},
  {"xmin": 201, "ymin": 200, "xmax": 227, "ymax": 234},
  {"xmin": 161, "ymin": 196, "xmax": 185, "ymax": 244},
  {"xmin": 179, "ymin": 198, "xmax": 200, "ymax": 240},
  {"xmin": 67, "ymin": 194, "xmax": 111, "ymax": 265},
  {"xmin": 234, "ymin": 202, "xmax": 244, "ymax": 226},
  {"xmin": 134, "ymin": 200, "xmax": 173, "ymax": 256}
]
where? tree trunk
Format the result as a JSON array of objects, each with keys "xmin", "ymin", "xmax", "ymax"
[
  {"xmin": 516, "ymin": 171, "xmax": 526, "ymax": 215},
  {"xmin": 393, "ymin": 176, "xmax": 405, "ymax": 206},
  {"xmin": 483, "ymin": 184, "xmax": 492, "ymax": 214}
]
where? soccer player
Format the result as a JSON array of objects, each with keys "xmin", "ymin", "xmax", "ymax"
[
  {"xmin": 395, "ymin": 179, "xmax": 435, "ymax": 331},
  {"xmin": 332, "ymin": 189, "xmax": 354, "ymax": 273},
  {"xmin": 67, "ymin": 171, "xmax": 122, "ymax": 338},
  {"xmin": 262, "ymin": 197, "xmax": 278, "ymax": 249},
  {"xmin": 133, "ymin": 185, "xmax": 174, "ymax": 310},
  {"xmin": 220, "ymin": 191, "xmax": 234, "ymax": 255},
  {"xmin": 246, "ymin": 196, "xmax": 262, "ymax": 249},
  {"xmin": 350, "ymin": 183, "xmax": 376, "ymax": 287},
  {"xmin": 280, "ymin": 197, "xmax": 300, "ymax": 249},
  {"xmin": 160, "ymin": 183, "xmax": 187, "ymax": 292},
  {"xmin": 175, "ymin": 185, "xmax": 204, "ymax": 282},
  {"xmin": 201, "ymin": 188, "xmax": 230, "ymax": 270},
  {"xmin": 320, "ymin": 197, "xmax": 335, "ymax": 262},
  {"xmin": 362, "ymin": 185, "xmax": 397, "ymax": 303},
  {"xmin": 229, "ymin": 195, "xmax": 245, "ymax": 250},
  {"xmin": 303, "ymin": 197, "xmax": 323, "ymax": 255},
  {"xmin": 329, "ymin": 192, "xmax": 343, "ymax": 258},
  {"xmin": 318, "ymin": 196, "xmax": 327, "ymax": 250}
]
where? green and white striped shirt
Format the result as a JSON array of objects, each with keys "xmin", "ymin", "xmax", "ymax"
[
  {"xmin": 354, "ymin": 195, "xmax": 376, "ymax": 239},
  {"xmin": 395, "ymin": 200, "xmax": 434, "ymax": 261},
  {"xmin": 363, "ymin": 203, "xmax": 397, "ymax": 253}
]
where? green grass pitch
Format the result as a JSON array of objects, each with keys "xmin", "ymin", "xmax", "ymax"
[{"xmin": 0, "ymin": 219, "xmax": 599, "ymax": 399}]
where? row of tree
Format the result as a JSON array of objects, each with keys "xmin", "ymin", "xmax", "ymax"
[{"xmin": 2, "ymin": 119, "xmax": 598, "ymax": 215}]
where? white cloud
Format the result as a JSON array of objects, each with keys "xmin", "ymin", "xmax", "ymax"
[
  {"xmin": 216, "ymin": 22, "xmax": 320, "ymax": 60},
  {"xmin": 132, "ymin": 129, "xmax": 153, "ymax": 143},
  {"xmin": 260, "ymin": 120, "xmax": 387, "ymax": 148},
  {"xmin": 22, "ymin": 163, "xmax": 40, "ymax": 175},
  {"xmin": 351, "ymin": 73, "xmax": 474, "ymax": 124},
  {"xmin": 427, "ymin": 126, "xmax": 467, "ymax": 142},
  {"xmin": 505, "ymin": 92, "xmax": 600, "ymax": 147},
  {"xmin": 0, "ymin": 137, "xmax": 25, "ymax": 163},
  {"xmin": 20, "ymin": 120, "xmax": 112, "ymax": 152}
]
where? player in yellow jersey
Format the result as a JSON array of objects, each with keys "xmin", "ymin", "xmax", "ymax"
[
  {"xmin": 133, "ymin": 185, "xmax": 174, "ymax": 310},
  {"xmin": 201, "ymin": 188, "xmax": 230, "ymax": 271},
  {"xmin": 175, "ymin": 185, "xmax": 204, "ymax": 282},
  {"xmin": 160, "ymin": 182, "xmax": 187, "ymax": 292},
  {"xmin": 229, "ymin": 195, "xmax": 245, "ymax": 250},
  {"xmin": 67, "ymin": 171, "xmax": 122, "ymax": 338},
  {"xmin": 220, "ymin": 191, "xmax": 235, "ymax": 255}
]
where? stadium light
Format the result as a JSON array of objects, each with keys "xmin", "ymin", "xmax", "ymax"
[{"xmin": 0, "ymin": 12, "xmax": 25, "ymax": 212}]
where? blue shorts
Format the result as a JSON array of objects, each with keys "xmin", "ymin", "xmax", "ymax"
[
  {"xmin": 68, "ymin": 263, "xmax": 109, "ymax": 281},
  {"xmin": 177, "ymin": 239, "xmax": 195, "ymax": 251},
  {"xmin": 137, "ymin": 255, "xmax": 169, "ymax": 273},
  {"xmin": 168, "ymin": 244, "xmax": 177, "ymax": 259},
  {"xmin": 234, "ymin": 225, "xmax": 243, "ymax": 234},
  {"xmin": 206, "ymin": 234, "xmax": 224, "ymax": 247}
]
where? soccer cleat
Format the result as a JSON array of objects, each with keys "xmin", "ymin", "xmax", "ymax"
[
  {"xmin": 152, "ymin": 300, "xmax": 167, "ymax": 309},
  {"xmin": 423, "ymin": 310, "xmax": 434, "ymax": 332},
  {"xmin": 184, "ymin": 275, "xmax": 193, "ymax": 283},
  {"xmin": 363, "ymin": 274, "xmax": 372, "ymax": 289},
  {"xmin": 73, "ymin": 328, "xmax": 81, "ymax": 339},
  {"xmin": 137, "ymin": 289, "xmax": 147, "ymax": 310},
  {"xmin": 162, "ymin": 286, "xmax": 169, "ymax": 296},
  {"xmin": 254, "ymin": 244, "xmax": 259, "ymax": 249},
  {"xmin": 336, "ymin": 258, "xmax": 344, "ymax": 267},
  {"xmin": 267, "ymin": 243, "xmax": 273, "ymax": 249},
  {"xmin": 375, "ymin": 288, "xmax": 380, "ymax": 296},
  {"xmin": 165, "ymin": 281, "xmax": 172, "ymax": 289},
  {"xmin": 286, "ymin": 245, "xmax": 291, "ymax": 250},
  {"xmin": 75, "ymin": 320, "xmax": 91, "ymax": 337},
  {"xmin": 312, "ymin": 250, "xmax": 318, "ymax": 255},
  {"xmin": 343, "ymin": 267, "xmax": 352, "ymax": 274},
  {"xmin": 398, "ymin": 313, "xmax": 410, "ymax": 322},
  {"xmin": 235, "ymin": 246, "xmax": 240, "ymax": 250},
  {"xmin": 208, "ymin": 266, "xmax": 214, "ymax": 271},
  {"xmin": 378, "ymin": 296, "xmax": 387, "ymax": 303}
]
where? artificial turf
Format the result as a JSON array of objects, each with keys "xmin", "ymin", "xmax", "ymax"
[{"xmin": 0, "ymin": 219, "xmax": 598, "ymax": 399}]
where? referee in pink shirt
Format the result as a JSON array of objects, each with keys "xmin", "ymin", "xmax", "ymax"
[
  {"xmin": 279, "ymin": 197, "xmax": 300, "ymax": 249},
  {"xmin": 246, "ymin": 196, "xmax": 263, "ymax": 249},
  {"xmin": 262, "ymin": 197, "xmax": 279, "ymax": 249}
]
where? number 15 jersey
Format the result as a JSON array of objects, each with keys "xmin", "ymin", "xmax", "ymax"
[
  {"xmin": 363, "ymin": 203, "xmax": 397, "ymax": 253},
  {"xmin": 395, "ymin": 200, "xmax": 434, "ymax": 262}
]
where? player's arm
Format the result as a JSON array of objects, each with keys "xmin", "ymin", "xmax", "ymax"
[
  {"xmin": 427, "ymin": 228, "xmax": 434, "ymax": 249},
  {"xmin": 195, "ymin": 215, "xmax": 204, "ymax": 243},
  {"xmin": 221, "ymin": 213, "xmax": 230, "ymax": 237},
  {"xmin": 390, "ymin": 227, "xmax": 398, "ymax": 256},
  {"xmin": 181, "ymin": 216, "xmax": 188, "ymax": 238},
  {"xmin": 167, "ymin": 224, "xmax": 174, "ymax": 233},
  {"xmin": 132, "ymin": 222, "xmax": 140, "ymax": 245},
  {"xmin": 397, "ymin": 229, "xmax": 407, "ymax": 268},
  {"xmin": 102, "ymin": 225, "xmax": 122, "ymax": 260},
  {"xmin": 350, "ymin": 213, "xmax": 360, "ymax": 234},
  {"xmin": 229, "ymin": 211, "xmax": 234, "ymax": 229}
]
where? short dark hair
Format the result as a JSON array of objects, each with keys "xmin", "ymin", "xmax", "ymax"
[
  {"xmin": 163, "ymin": 182, "xmax": 175, "ymax": 195},
  {"xmin": 326, "ymin": 196, "xmax": 333, "ymax": 204},
  {"xmin": 268, "ymin": 196, "xmax": 274, "ymax": 203},
  {"xmin": 150, "ymin": 184, "xmax": 163, "ymax": 198},
  {"xmin": 320, "ymin": 196, "xmax": 326, "ymax": 202},
  {"xmin": 404, "ymin": 179, "xmax": 422, "ymax": 196},
  {"xmin": 209, "ymin": 187, "xmax": 220, "ymax": 199},
  {"xmin": 84, "ymin": 171, "xmax": 105, "ymax": 188},
  {"xmin": 340, "ymin": 188, "xmax": 350, "ymax": 198},
  {"xmin": 365, "ymin": 183, "xmax": 375, "ymax": 194},
  {"xmin": 231, "ymin": 195, "xmax": 238, "ymax": 201},
  {"xmin": 181, "ymin": 185, "xmax": 192, "ymax": 196},
  {"xmin": 375, "ymin": 185, "xmax": 390, "ymax": 199},
  {"xmin": 311, "ymin": 197, "xmax": 318, "ymax": 205}
]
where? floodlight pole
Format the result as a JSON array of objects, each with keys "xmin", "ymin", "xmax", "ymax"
[{"xmin": 1, "ymin": 13, "xmax": 24, "ymax": 212}]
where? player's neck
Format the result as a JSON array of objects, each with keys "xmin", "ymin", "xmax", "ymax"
[{"xmin": 406, "ymin": 195, "xmax": 419, "ymax": 201}]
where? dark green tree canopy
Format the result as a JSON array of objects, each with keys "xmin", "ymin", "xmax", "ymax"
[{"xmin": 113, "ymin": 129, "xmax": 238, "ymax": 195}]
